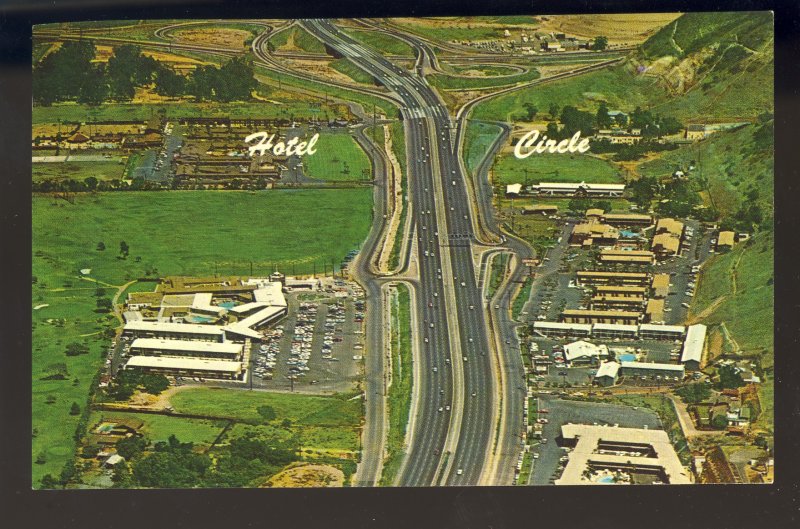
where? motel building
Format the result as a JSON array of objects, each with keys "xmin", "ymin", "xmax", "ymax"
[{"xmin": 124, "ymin": 356, "xmax": 245, "ymax": 381}]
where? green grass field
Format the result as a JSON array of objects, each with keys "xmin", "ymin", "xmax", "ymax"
[
  {"xmin": 268, "ymin": 25, "xmax": 327, "ymax": 54},
  {"xmin": 463, "ymin": 120, "xmax": 504, "ymax": 176},
  {"xmin": 492, "ymin": 152, "xmax": 621, "ymax": 187},
  {"xmin": 33, "ymin": 97, "xmax": 347, "ymax": 125},
  {"xmin": 471, "ymin": 66, "xmax": 663, "ymax": 123},
  {"xmin": 32, "ymin": 160, "xmax": 127, "ymax": 182},
  {"xmin": 512, "ymin": 277, "xmax": 533, "ymax": 321},
  {"xmin": 345, "ymin": 29, "xmax": 416, "ymax": 57},
  {"xmin": 329, "ymin": 57, "xmax": 379, "ymax": 86},
  {"xmin": 444, "ymin": 63, "xmax": 522, "ymax": 77},
  {"xmin": 32, "ymin": 189, "xmax": 373, "ymax": 485},
  {"xmin": 388, "ymin": 120, "xmax": 408, "ymax": 271},
  {"xmin": 429, "ymin": 66, "xmax": 539, "ymax": 91},
  {"xmin": 170, "ymin": 387, "xmax": 362, "ymax": 426},
  {"xmin": 87, "ymin": 411, "xmax": 226, "ymax": 446},
  {"xmin": 691, "ymin": 231, "xmax": 774, "ymax": 358},
  {"xmin": 303, "ymin": 133, "xmax": 372, "ymax": 182},
  {"xmin": 381, "ymin": 283, "xmax": 413, "ymax": 485}
]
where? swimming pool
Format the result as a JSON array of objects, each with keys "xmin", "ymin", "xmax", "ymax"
[
  {"xmin": 597, "ymin": 475, "xmax": 615, "ymax": 484},
  {"xmin": 187, "ymin": 315, "xmax": 214, "ymax": 323},
  {"xmin": 219, "ymin": 301, "xmax": 236, "ymax": 309},
  {"xmin": 617, "ymin": 353, "xmax": 637, "ymax": 362}
]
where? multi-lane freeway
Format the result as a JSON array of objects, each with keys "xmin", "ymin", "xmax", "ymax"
[{"xmin": 303, "ymin": 19, "xmax": 498, "ymax": 486}]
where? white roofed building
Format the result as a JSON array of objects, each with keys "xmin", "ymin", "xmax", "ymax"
[
  {"xmin": 681, "ymin": 324, "xmax": 707, "ymax": 371},
  {"xmin": 563, "ymin": 340, "xmax": 608, "ymax": 365}
]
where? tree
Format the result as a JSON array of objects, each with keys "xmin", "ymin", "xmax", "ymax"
[
  {"xmin": 141, "ymin": 373, "xmax": 170, "ymax": 395},
  {"xmin": 523, "ymin": 102, "xmax": 538, "ymax": 121},
  {"xmin": 119, "ymin": 241, "xmax": 130, "ymax": 258},
  {"xmin": 711, "ymin": 413, "xmax": 729, "ymax": 430},
  {"xmin": 84, "ymin": 176, "xmax": 99, "ymax": 191},
  {"xmin": 65, "ymin": 342, "xmax": 90, "ymax": 356},
  {"xmin": 717, "ymin": 365, "xmax": 745, "ymax": 389},
  {"xmin": 592, "ymin": 36, "xmax": 608, "ymax": 51},
  {"xmin": 596, "ymin": 101, "xmax": 612, "ymax": 128},
  {"xmin": 568, "ymin": 198, "xmax": 592, "ymax": 214},
  {"xmin": 116, "ymin": 435, "xmax": 148, "ymax": 460},
  {"xmin": 78, "ymin": 66, "xmax": 109, "ymax": 106},
  {"xmin": 675, "ymin": 383, "xmax": 711, "ymax": 404},
  {"xmin": 69, "ymin": 402, "xmax": 81, "ymax": 416},
  {"xmin": 40, "ymin": 474, "xmax": 60, "ymax": 489},
  {"xmin": 81, "ymin": 444, "xmax": 101, "ymax": 459},
  {"xmin": 154, "ymin": 65, "xmax": 186, "ymax": 97},
  {"xmin": 96, "ymin": 241, "xmax": 106, "ymax": 251},
  {"xmin": 560, "ymin": 105, "xmax": 595, "ymax": 136},
  {"xmin": 96, "ymin": 297, "xmax": 113, "ymax": 312},
  {"xmin": 548, "ymin": 102, "xmax": 560, "ymax": 120},
  {"xmin": 257, "ymin": 405, "xmax": 277, "ymax": 422},
  {"xmin": 112, "ymin": 462, "xmax": 134, "ymax": 488},
  {"xmin": 35, "ymin": 452, "xmax": 47, "ymax": 465}
]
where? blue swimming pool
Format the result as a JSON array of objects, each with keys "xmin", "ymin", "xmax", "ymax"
[
  {"xmin": 219, "ymin": 301, "xmax": 236, "ymax": 309},
  {"xmin": 617, "ymin": 353, "xmax": 637, "ymax": 362},
  {"xmin": 597, "ymin": 475, "xmax": 615, "ymax": 484},
  {"xmin": 187, "ymin": 315, "xmax": 214, "ymax": 323}
]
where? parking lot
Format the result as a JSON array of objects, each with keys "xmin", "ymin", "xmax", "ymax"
[
  {"xmin": 528, "ymin": 396, "xmax": 662, "ymax": 485},
  {"xmin": 249, "ymin": 283, "xmax": 366, "ymax": 394},
  {"xmin": 528, "ymin": 337, "xmax": 682, "ymax": 387}
]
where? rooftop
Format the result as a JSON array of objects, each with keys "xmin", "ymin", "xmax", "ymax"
[
  {"xmin": 125, "ymin": 355, "xmax": 243, "ymax": 373},
  {"xmin": 555, "ymin": 424, "xmax": 691, "ymax": 485}
]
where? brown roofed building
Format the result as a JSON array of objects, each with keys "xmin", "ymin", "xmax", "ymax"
[
  {"xmin": 651, "ymin": 274, "xmax": 670, "ymax": 298},
  {"xmin": 717, "ymin": 231, "xmax": 736, "ymax": 251},
  {"xmin": 652, "ymin": 232, "xmax": 681, "ymax": 258}
]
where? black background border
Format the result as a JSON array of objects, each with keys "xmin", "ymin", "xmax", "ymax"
[{"xmin": 2, "ymin": 1, "xmax": 799, "ymax": 528}]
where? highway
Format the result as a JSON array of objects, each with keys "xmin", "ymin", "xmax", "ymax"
[{"xmin": 303, "ymin": 19, "xmax": 497, "ymax": 486}]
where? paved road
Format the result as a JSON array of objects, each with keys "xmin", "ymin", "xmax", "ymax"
[{"xmin": 303, "ymin": 19, "xmax": 497, "ymax": 486}]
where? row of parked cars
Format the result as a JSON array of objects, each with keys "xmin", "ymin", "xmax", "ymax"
[{"xmin": 253, "ymin": 324, "xmax": 284, "ymax": 379}]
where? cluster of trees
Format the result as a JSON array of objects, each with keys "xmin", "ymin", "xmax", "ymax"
[
  {"xmin": 675, "ymin": 382, "xmax": 712, "ymax": 404},
  {"xmin": 720, "ymin": 185, "xmax": 765, "ymax": 232},
  {"xmin": 105, "ymin": 369, "xmax": 170, "ymax": 401},
  {"xmin": 590, "ymin": 138, "xmax": 679, "ymax": 161},
  {"xmin": 627, "ymin": 175, "xmax": 702, "ymax": 218},
  {"xmin": 626, "ymin": 106, "xmax": 684, "ymax": 137},
  {"xmin": 31, "ymin": 176, "xmax": 168, "ymax": 193},
  {"xmin": 567, "ymin": 198, "xmax": 612, "ymax": 214},
  {"xmin": 33, "ymin": 42, "xmax": 256, "ymax": 106},
  {"xmin": 109, "ymin": 431, "xmax": 300, "ymax": 488}
]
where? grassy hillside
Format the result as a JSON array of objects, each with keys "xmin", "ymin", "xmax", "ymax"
[
  {"xmin": 639, "ymin": 120, "xmax": 774, "ymax": 224},
  {"xmin": 690, "ymin": 230, "xmax": 773, "ymax": 361},
  {"xmin": 640, "ymin": 11, "xmax": 773, "ymax": 59},
  {"xmin": 471, "ymin": 11, "xmax": 773, "ymax": 125}
]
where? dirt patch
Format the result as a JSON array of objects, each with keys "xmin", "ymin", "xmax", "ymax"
[
  {"xmin": 172, "ymin": 28, "xmax": 253, "ymax": 50},
  {"xmin": 537, "ymin": 14, "xmax": 681, "ymax": 46},
  {"xmin": 262, "ymin": 464, "xmax": 345, "ymax": 488}
]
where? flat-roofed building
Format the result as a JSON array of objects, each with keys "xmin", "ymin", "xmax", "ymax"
[
  {"xmin": 655, "ymin": 218, "xmax": 684, "ymax": 237},
  {"xmin": 594, "ymin": 285, "xmax": 648, "ymax": 298},
  {"xmin": 123, "ymin": 321, "xmax": 225, "ymax": 342},
  {"xmin": 603, "ymin": 213, "xmax": 653, "ymax": 226},
  {"xmin": 576, "ymin": 270, "xmax": 650, "ymax": 287},
  {"xmin": 506, "ymin": 183, "xmax": 523, "ymax": 196},
  {"xmin": 652, "ymin": 232, "xmax": 681, "ymax": 258},
  {"xmin": 555, "ymin": 424, "xmax": 691, "ymax": 485},
  {"xmin": 645, "ymin": 299, "xmax": 665, "ymax": 323},
  {"xmin": 129, "ymin": 338, "xmax": 243, "ymax": 360},
  {"xmin": 717, "ymin": 231, "xmax": 736, "ymax": 251},
  {"xmin": 620, "ymin": 361, "xmax": 685, "ymax": 381},
  {"xmin": 681, "ymin": 324, "xmax": 707, "ymax": 371},
  {"xmin": 585, "ymin": 208, "xmax": 604, "ymax": 219},
  {"xmin": 598, "ymin": 249, "xmax": 655, "ymax": 265},
  {"xmin": 569, "ymin": 222, "xmax": 619, "ymax": 246},
  {"xmin": 591, "ymin": 323, "xmax": 639, "ymax": 340},
  {"xmin": 639, "ymin": 323, "xmax": 685, "ymax": 341},
  {"xmin": 591, "ymin": 294, "xmax": 645, "ymax": 311},
  {"xmin": 532, "ymin": 321, "xmax": 592, "ymax": 338},
  {"xmin": 562, "ymin": 309, "xmax": 641, "ymax": 325},
  {"xmin": 595, "ymin": 361, "xmax": 620, "ymax": 386},
  {"xmin": 651, "ymin": 274, "xmax": 670, "ymax": 298},
  {"xmin": 530, "ymin": 182, "xmax": 625, "ymax": 197},
  {"xmin": 522, "ymin": 204, "xmax": 558, "ymax": 215},
  {"xmin": 124, "ymin": 356, "xmax": 244, "ymax": 380}
]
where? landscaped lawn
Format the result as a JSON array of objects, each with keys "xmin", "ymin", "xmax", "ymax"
[
  {"xmin": 32, "ymin": 160, "xmax": 127, "ymax": 183},
  {"xmin": 492, "ymin": 151, "xmax": 622, "ymax": 187},
  {"xmin": 463, "ymin": 120, "xmax": 504, "ymax": 176},
  {"xmin": 170, "ymin": 387, "xmax": 362, "ymax": 426},
  {"xmin": 303, "ymin": 133, "xmax": 372, "ymax": 182}
]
